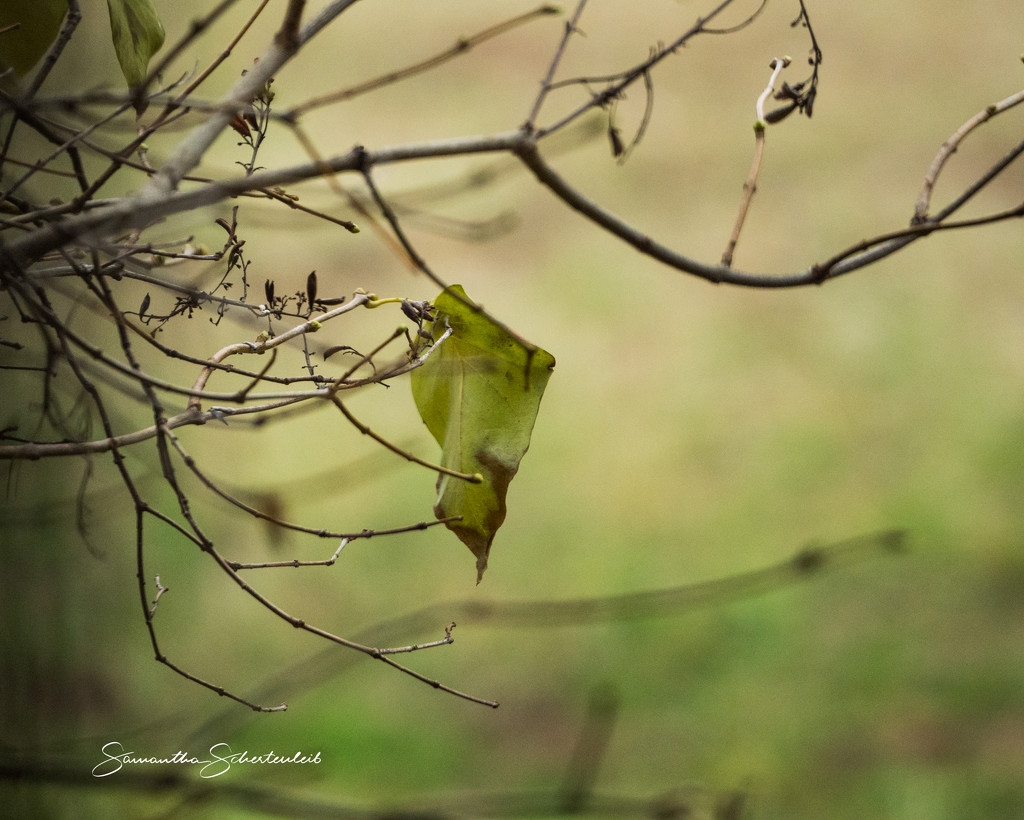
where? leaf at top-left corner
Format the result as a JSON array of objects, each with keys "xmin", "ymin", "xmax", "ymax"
[
  {"xmin": 0, "ymin": 0, "xmax": 68, "ymax": 77},
  {"xmin": 106, "ymin": 0, "xmax": 165, "ymax": 89}
]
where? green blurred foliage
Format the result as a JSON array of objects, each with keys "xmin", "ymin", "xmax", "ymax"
[{"xmin": 0, "ymin": 0, "xmax": 66, "ymax": 76}]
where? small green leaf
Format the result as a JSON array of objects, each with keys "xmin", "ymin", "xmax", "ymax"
[
  {"xmin": 411, "ymin": 285, "xmax": 555, "ymax": 582},
  {"xmin": 106, "ymin": 0, "xmax": 164, "ymax": 89}
]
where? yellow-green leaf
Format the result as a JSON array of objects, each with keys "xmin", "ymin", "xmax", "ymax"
[
  {"xmin": 106, "ymin": 0, "xmax": 164, "ymax": 89},
  {"xmin": 0, "ymin": 0, "xmax": 67, "ymax": 77},
  {"xmin": 411, "ymin": 285, "xmax": 555, "ymax": 582}
]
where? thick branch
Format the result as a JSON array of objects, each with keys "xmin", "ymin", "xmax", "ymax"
[
  {"xmin": 514, "ymin": 139, "xmax": 813, "ymax": 287},
  {"xmin": 0, "ymin": 133, "xmax": 524, "ymax": 270}
]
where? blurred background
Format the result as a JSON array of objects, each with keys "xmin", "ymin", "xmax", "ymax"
[{"xmin": 2, "ymin": 1, "xmax": 1024, "ymax": 817}]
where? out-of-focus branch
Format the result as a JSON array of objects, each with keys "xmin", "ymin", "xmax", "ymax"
[{"xmin": 290, "ymin": 4, "xmax": 561, "ymax": 116}]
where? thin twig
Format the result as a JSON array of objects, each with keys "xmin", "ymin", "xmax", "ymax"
[
  {"xmin": 532, "ymin": 0, "xmax": 741, "ymax": 138},
  {"xmin": 914, "ymin": 86, "xmax": 1024, "ymax": 222},
  {"xmin": 331, "ymin": 396, "xmax": 484, "ymax": 484},
  {"xmin": 290, "ymin": 5, "xmax": 561, "ymax": 117},
  {"xmin": 137, "ymin": 0, "xmax": 246, "ymax": 111},
  {"xmin": 820, "ymin": 133, "xmax": 1024, "ymax": 279},
  {"xmin": 153, "ymin": 418, "xmax": 495, "ymax": 708},
  {"xmin": 374, "ymin": 622, "xmax": 457, "ymax": 656},
  {"xmin": 143, "ymin": 0, "xmax": 364, "ymax": 196},
  {"xmin": 148, "ymin": 575, "xmax": 169, "ymax": 616},
  {"xmin": 721, "ymin": 57, "xmax": 791, "ymax": 267},
  {"xmin": 187, "ymin": 291, "xmax": 371, "ymax": 410},
  {"xmin": 524, "ymin": 0, "xmax": 589, "ymax": 130}
]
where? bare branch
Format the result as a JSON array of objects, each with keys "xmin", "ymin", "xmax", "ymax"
[
  {"xmin": 290, "ymin": 4, "xmax": 561, "ymax": 117},
  {"xmin": 914, "ymin": 86, "xmax": 1024, "ymax": 222},
  {"xmin": 331, "ymin": 395, "xmax": 484, "ymax": 484},
  {"xmin": 721, "ymin": 56, "xmax": 792, "ymax": 267}
]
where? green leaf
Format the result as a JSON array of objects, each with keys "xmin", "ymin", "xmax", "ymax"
[
  {"xmin": 106, "ymin": 0, "xmax": 164, "ymax": 89},
  {"xmin": 411, "ymin": 285, "xmax": 555, "ymax": 582}
]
